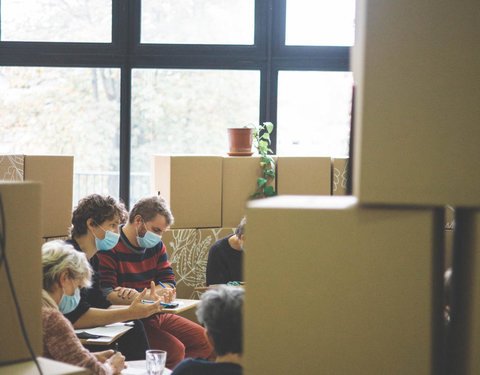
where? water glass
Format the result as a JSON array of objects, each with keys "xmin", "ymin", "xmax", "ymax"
[{"xmin": 146, "ymin": 349, "xmax": 166, "ymax": 375}]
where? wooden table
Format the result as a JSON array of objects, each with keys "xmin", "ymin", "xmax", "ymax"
[
  {"xmin": 160, "ymin": 298, "xmax": 200, "ymax": 314},
  {"xmin": 75, "ymin": 322, "xmax": 133, "ymax": 346},
  {"xmin": 0, "ymin": 357, "xmax": 88, "ymax": 375}
]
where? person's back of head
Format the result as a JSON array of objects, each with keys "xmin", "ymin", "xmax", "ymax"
[{"xmin": 196, "ymin": 285, "xmax": 244, "ymax": 356}]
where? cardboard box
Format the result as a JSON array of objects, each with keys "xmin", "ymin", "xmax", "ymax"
[
  {"xmin": 0, "ymin": 182, "xmax": 43, "ymax": 365},
  {"xmin": 332, "ymin": 158, "xmax": 349, "ymax": 195},
  {"xmin": 352, "ymin": 0, "xmax": 480, "ymax": 206},
  {"xmin": 151, "ymin": 156, "xmax": 222, "ymax": 229},
  {"xmin": 0, "ymin": 155, "xmax": 73, "ymax": 237},
  {"xmin": 0, "ymin": 357, "xmax": 89, "ymax": 375},
  {"xmin": 162, "ymin": 228, "xmax": 235, "ymax": 299},
  {"xmin": 245, "ymin": 196, "xmax": 441, "ymax": 375},
  {"xmin": 222, "ymin": 156, "xmax": 276, "ymax": 228},
  {"xmin": 276, "ymin": 157, "xmax": 330, "ymax": 195}
]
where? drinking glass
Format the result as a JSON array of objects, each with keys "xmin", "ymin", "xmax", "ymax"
[{"xmin": 146, "ymin": 349, "xmax": 166, "ymax": 375}]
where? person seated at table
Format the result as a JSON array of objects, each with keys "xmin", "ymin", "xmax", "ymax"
[
  {"xmin": 42, "ymin": 240, "xmax": 126, "ymax": 374},
  {"xmin": 206, "ymin": 217, "xmax": 246, "ymax": 286},
  {"xmin": 172, "ymin": 285, "xmax": 244, "ymax": 375},
  {"xmin": 63, "ymin": 194, "xmax": 164, "ymax": 360},
  {"xmin": 96, "ymin": 195, "xmax": 213, "ymax": 369}
]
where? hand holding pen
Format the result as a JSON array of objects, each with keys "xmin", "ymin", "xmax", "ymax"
[{"xmin": 157, "ymin": 280, "xmax": 176, "ymax": 303}]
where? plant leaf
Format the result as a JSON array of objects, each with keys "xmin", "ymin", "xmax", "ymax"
[
  {"xmin": 250, "ymin": 191, "xmax": 261, "ymax": 199},
  {"xmin": 265, "ymin": 169, "xmax": 275, "ymax": 177},
  {"xmin": 262, "ymin": 133, "xmax": 270, "ymax": 140},
  {"xmin": 257, "ymin": 177, "xmax": 267, "ymax": 187},
  {"xmin": 263, "ymin": 185, "xmax": 275, "ymax": 196},
  {"xmin": 264, "ymin": 122, "xmax": 274, "ymax": 134}
]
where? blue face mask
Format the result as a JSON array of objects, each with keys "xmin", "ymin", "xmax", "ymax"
[
  {"xmin": 92, "ymin": 223, "xmax": 120, "ymax": 251},
  {"xmin": 136, "ymin": 221, "xmax": 162, "ymax": 249},
  {"xmin": 58, "ymin": 287, "xmax": 81, "ymax": 314}
]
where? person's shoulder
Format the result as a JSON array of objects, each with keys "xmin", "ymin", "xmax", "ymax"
[
  {"xmin": 172, "ymin": 358, "xmax": 211, "ymax": 374},
  {"xmin": 210, "ymin": 235, "xmax": 232, "ymax": 251}
]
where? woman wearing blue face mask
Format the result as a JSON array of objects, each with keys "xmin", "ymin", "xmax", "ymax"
[{"xmin": 41, "ymin": 240, "xmax": 126, "ymax": 374}]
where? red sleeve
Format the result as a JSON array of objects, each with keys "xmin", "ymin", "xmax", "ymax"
[
  {"xmin": 156, "ymin": 242, "xmax": 176, "ymax": 286},
  {"xmin": 97, "ymin": 249, "xmax": 120, "ymax": 294}
]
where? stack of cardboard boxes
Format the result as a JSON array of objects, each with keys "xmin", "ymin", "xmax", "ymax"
[
  {"xmin": 244, "ymin": 0, "xmax": 480, "ymax": 374},
  {"xmin": 153, "ymin": 155, "xmax": 338, "ymax": 299}
]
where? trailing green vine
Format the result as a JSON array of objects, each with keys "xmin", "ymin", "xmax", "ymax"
[{"xmin": 250, "ymin": 122, "xmax": 277, "ymax": 199}]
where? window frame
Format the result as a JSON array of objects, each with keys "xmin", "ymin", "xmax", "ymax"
[{"xmin": 0, "ymin": 0, "xmax": 351, "ymax": 207}]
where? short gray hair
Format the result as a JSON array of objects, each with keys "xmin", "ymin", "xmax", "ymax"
[
  {"xmin": 129, "ymin": 195, "xmax": 174, "ymax": 226},
  {"xmin": 42, "ymin": 240, "xmax": 93, "ymax": 292},
  {"xmin": 196, "ymin": 285, "xmax": 244, "ymax": 356}
]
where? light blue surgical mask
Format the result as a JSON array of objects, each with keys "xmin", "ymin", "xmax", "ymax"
[
  {"xmin": 58, "ymin": 287, "xmax": 81, "ymax": 314},
  {"xmin": 136, "ymin": 221, "xmax": 162, "ymax": 249},
  {"xmin": 92, "ymin": 222, "xmax": 120, "ymax": 251}
]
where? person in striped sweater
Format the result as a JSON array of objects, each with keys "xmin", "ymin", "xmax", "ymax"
[{"xmin": 97, "ymin": 196, "xmax": 213, "ymax": 370}]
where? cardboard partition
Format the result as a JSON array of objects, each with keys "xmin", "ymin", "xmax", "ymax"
[
  {"xmin": 352, "ymin": 0, "xmax": 480, "ymax": 206},
  {"xmin": 0, "ymin": 155, "xmax": 73, "ymax": 237},
  {"xmin": 151, "ymin": 156, "xmax": 222, "ymax": 229},
  {"xmin": 162, "ymin": 228, "xmax": 235, "ymax": 299},
  {"xmin": 276, "ymin": 157, "xmax": 330, "ymax": 196},
  {"xmin": 0, "ymin": 182, "xmax": 43, "ymax": 365},
  {"xmin": 332, "ymin": 157, "xmax": 349, "ymax": 195},
  {"xmin": 222, "ymin": 156, "xmax": 276, "ymax": 228},
  {"xmin": 245, "ymin": 196, "xmax": 440, "ymax": 375}
]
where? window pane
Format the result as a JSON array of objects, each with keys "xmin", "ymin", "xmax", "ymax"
[
  {"xmin": 1, "ymin": 0, "xmax": 112, "ymax": 42},
  {"xmin": 286, "ymin": 0, "xmax": 355, "ymax": 46},
  {"xmin": 0, "ymin": 67, "xmax": 120, "ymax": 204},
  {"xmin": 277, "ymin": 71, "xmax": 353, "ymax": 156},
  {"xmin": 131, "ymin": 68, "xmax": 260, "ymax": 205},
  {"xmin": 141, "ymin": 0, "xmax": 254, "ymax": 44}
]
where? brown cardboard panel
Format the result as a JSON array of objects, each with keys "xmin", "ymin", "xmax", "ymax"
[
  {"xmin": 276, "ymin": 157, "xmax": 330, "ymax": 195},
  {"xmin": 332, "ymin": 158, "xmax": 349, "ymax": 195},
  {"xmin": 152, "ymin": 156, "xmax": 222, "ymax": 229},
  {"xmin": 162, "ymin": 228, "xmax": 235, "ymax": 299},
  {"xmin": 25, "ymin": 156, "xmax": 73, "ymax": 238},
  {"xmin": 222, "ymin": 156, "xmax": 276, "ymax": 228},
  {"xmin": 353, "ymin": 0, "xmax": 480, "ymax": 206},
  {"xmin": 445, "ymin": 229, "xmax": 453, "ymax": 270},
  {"xmin": 245, "ymin": 195, "xmax": 438, "ymax": 375},
  {"xmin": 0, "ymin": 182, "xmax": 43, "ymax": 365}
]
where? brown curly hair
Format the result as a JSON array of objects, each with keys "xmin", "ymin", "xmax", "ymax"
[{"xmin": 70, "ymin": 194, "xmax": 128, "ymax": 238}]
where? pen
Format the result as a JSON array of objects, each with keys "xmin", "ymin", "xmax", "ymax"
[
  {"xmin": 114, "ymin": 341, "xmax": 119, "ymax": 353},
  {"xmin": 158, "ymin": 281, "xmax": 166, "ymax": 288},
  {"xmin": 142, "ymin": 299, "xmax": 175, "ymax": 307}
]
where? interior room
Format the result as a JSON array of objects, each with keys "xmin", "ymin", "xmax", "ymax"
[{"xmin": 1, "ymin": 1, "xmax": 479, "ymax": 374}]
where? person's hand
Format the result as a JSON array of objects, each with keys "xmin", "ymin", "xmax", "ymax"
[
  {"xmin": 156, "ymin": 283, "xmax": 176, "ymax": 303},
  {"xmin": 106, "ymin": 351, "xmax": 125, "ymax": 374},
  {"xmin": 146, "ymin": 281, "xmax": 161, "ymax": 301},
  {"xmin": 93, "ymin": 349, "xmax": 114, "ymax": 363},
  {"xmin": 128, "ymin": 288, "xmax": 164, "ymax": 319},
  {"xmin": 114, "ymin": 286, "xmax": 139, "ymax": 300}
]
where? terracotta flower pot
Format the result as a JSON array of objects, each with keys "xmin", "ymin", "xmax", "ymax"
[{"xmin": 227, "ymin": 128, "xmax": 253, "ymax": 156}]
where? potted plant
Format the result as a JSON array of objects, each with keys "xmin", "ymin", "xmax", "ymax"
[
  {"xmin": 227, "ymin": 126, "xmax": 254, "ymax": 156},
  {"xmin": 250, "ymin": 122, "xmax": 276, "ymax": 199}
]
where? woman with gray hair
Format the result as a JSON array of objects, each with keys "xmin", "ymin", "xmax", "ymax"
[
  {"xmin": 172, "ymin": 285, "xmax": 243, "ymax": 374},
  {"xmin": 42, "ymin": 240, "xmax": 125, "ymax": 374}
]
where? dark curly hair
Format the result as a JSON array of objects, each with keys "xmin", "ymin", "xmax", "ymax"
[{"xmin": 70, "ymin": 194, "xmax": 128, "ymax": 238}]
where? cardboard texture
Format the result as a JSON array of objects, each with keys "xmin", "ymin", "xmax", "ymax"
[
  {"xmin": 352, "ymin": 0, "xmax": 480, "ymax": 206},
  {"xmin": 0, "ymin": 357, "xmax": 89, "ymax": 375},
  {"xmin": 332, "ymin": 158, "xmax": 349, "ymax": 195},
  {"xmin": 222, "ymin": 156, "xmax": 276, "ymax": 228},
  {"xmin": 245, "ymin": 196, "xmax": 439, "ymax": 375},
  {"xmin": 276, "ymin": 157, "xmax": 330, "ymax": 195},
  {"xmin": 151, "ymin": 156, "xmax": 222, "ymax": 228},
  {"xmin": 0, "ymin": 155, "xmax": 73, "ymax": 237},
  {"xmin": 0, "ymin": 182, "xmax": 43, "ymax": 365},
  {"xmin": 162, "ymin": 228, "xmax": 235, "ymax": 299}
]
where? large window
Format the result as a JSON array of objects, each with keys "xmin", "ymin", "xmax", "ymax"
[
  {"xmin": 0, "ymin": 0, "xmax": 112, "ymax": 42},
  {"xmin": 0, "ymin": 1, "xmax": 352, "ymax": 207},
  {"xmin": 0, "ymin": 67, "xmax": 120, "ymax": 203}
]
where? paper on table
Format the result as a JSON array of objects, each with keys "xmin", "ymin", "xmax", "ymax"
[
  {"xmin": 74, "ymin": 322, "xmax": 133, "ymax": 342},
  {"xmin": 122, "ymin": 360, "xmax": 172, "ymax": 375}
]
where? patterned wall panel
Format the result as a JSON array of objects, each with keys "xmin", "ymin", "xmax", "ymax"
[
  {"xmin": 163, "ymin": 228, "xmax": 235, "ymax": 299},
  {"xmin": 0, "ymin": 155, "xmax": 24, "ymax": 181}
]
